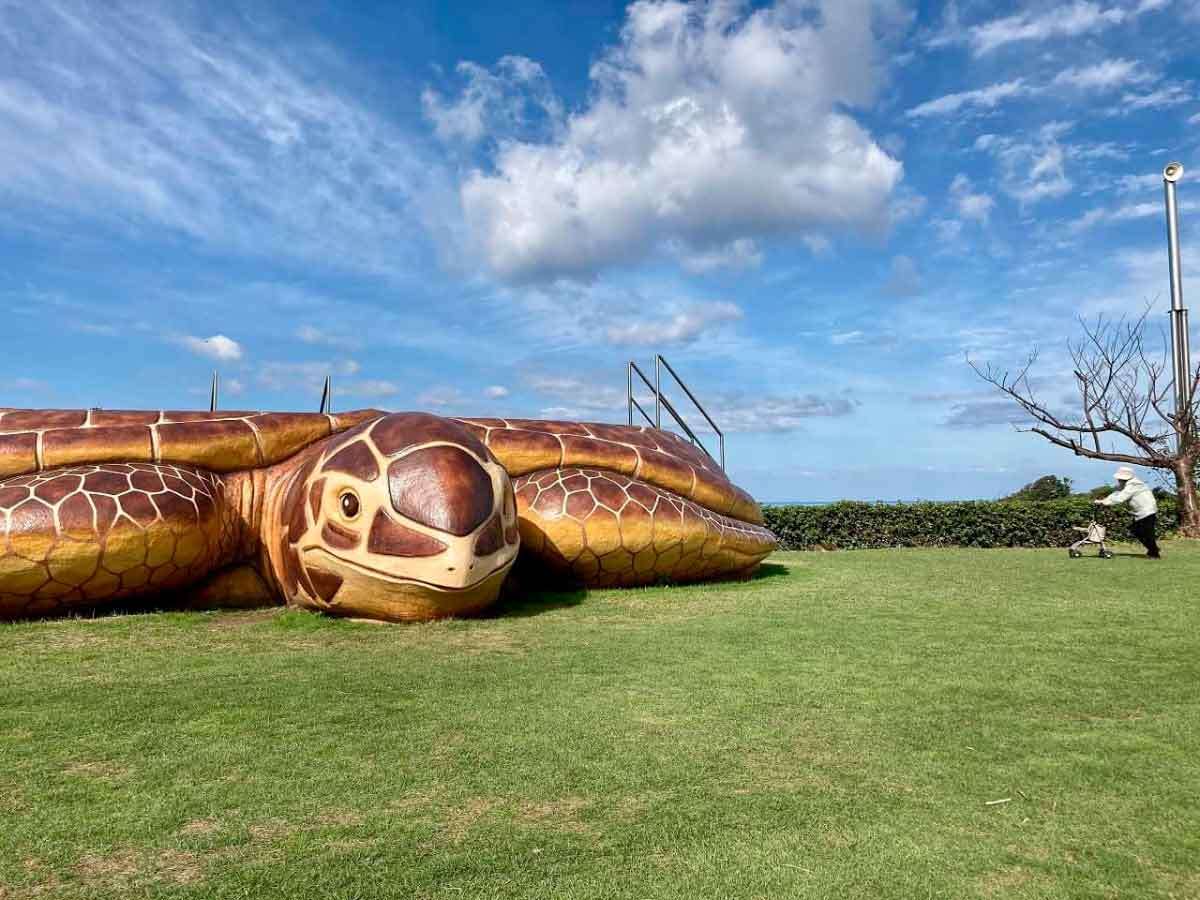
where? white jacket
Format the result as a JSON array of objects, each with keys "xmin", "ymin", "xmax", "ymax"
[{"xmin": 1098, "ymin": 477, "xmax": 1158, "ymax": 520}]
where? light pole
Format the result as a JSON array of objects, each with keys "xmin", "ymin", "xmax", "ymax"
[{"xmin": 1163, "ymin": 161, "xmax": 1191, "ymax": 439}]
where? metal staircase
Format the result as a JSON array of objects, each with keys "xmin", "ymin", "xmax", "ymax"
[{"xmin": 627, "ymin": 354, "xmax": 725, "ymax": 469}]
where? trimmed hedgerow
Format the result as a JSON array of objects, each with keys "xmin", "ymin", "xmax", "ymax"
[{"xmin": 762, "ymin": 497, "xmax": 1179, "ymax": 551}]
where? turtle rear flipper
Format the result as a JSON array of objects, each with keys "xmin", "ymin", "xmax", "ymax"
[{"xmin": 0, "ymin": 464, "xmax": 240, "ymax": 619}]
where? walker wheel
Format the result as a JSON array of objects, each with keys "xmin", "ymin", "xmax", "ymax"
[
  {"xmin": 1100, "ymin": 550, "xmax": 1113, "ymax": 559},
  {"xmin": 1069, "ymin": 549, "xmax": 1081, "ymax": 558}
]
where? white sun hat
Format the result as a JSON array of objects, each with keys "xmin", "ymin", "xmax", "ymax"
[{"xmin": 1113, "ymin": 466, "xmax": 1136, "ymax": 481}]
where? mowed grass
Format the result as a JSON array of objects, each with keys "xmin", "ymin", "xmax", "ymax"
[{"xmin": 1, "ymin": 542, "xmax": 1198, "ymax": 899}]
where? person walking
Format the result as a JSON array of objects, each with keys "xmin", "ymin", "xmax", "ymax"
[{"xmin": 1095, "ymin": 466, "xmax": 1160, "ymax": 559}]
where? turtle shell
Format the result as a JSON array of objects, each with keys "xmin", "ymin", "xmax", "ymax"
[
  {"xmin": 453, "ymin": 417, "xmax": 764, "ymax": 526},
  {"xmin": 0, "ymin": 409, "xmax": 385, "ymax": 478}
]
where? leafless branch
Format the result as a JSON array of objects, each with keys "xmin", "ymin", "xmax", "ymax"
[{"xmin": 969, "ymin": 307, "xmax": 1182, "ymax": 470}]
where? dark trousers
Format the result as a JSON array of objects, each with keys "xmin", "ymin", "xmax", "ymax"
[{"xmin": 1131, "ymin": 514, "xmax": 1160, "ymax": 558}]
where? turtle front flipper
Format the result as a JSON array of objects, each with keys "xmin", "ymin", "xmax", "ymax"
[
  {"xmin": 513, "ymin": 469, "xmax": 776, "ymax": 587},
  {"xmin": 0, "ymin": 464, "xmax": 242, "ymax": 619}
]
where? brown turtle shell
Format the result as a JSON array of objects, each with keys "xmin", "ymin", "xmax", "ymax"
[
  {"xmin": 453, "ymin": 418, "xmax": 763, "ymax": 526},
  {"xmin": 0, "ymin": 409, "xmax": 385, "ymax": 479},
  {"xmin": 0, "ymin": 409, "xmax": 763, "ymax": 527}
]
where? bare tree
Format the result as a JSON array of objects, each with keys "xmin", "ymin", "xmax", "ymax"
[{"xmin": 971, "ymin": 309, "xmax": 1199, "ymax": 536}]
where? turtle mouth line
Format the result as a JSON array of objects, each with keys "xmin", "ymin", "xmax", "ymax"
[{"xmin": 302, "ymin": 546, "xmax": 514, "ymax": 592}]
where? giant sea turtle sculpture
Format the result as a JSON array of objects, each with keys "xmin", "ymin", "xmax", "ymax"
[{"xmin": 0, "ymin": 408, "xmax": 776, "ymax": 622}]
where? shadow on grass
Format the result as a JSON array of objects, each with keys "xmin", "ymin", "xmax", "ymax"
[
  {"xmin": 485, "ymin": 587, "xmax": 588, "ymax": 619},
  {"xmin": 486, "ymin": 561, "xmax": 792, "ymax": 619},
  {"xmin": 747, "ymin": 562, "xmax": 791, "ymax": 581}
]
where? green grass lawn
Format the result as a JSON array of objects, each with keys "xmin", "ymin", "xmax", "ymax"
[{"xmin": 2, "ymin": 542, "xmax": 1198, "ymax": 899}]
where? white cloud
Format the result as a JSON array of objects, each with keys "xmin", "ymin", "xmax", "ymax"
[
  {"xmin": 1069, "ymin": 199, "xmax": 1200, "ymax": 232},
  {"xmin": 888, "ymin": 188, "xmax": 928, "ymax": 225},
  {"xmin": 968, "ymin": 2, "xmax": 1138, "ymax": 56},
  {"xmin": 932, "ymin": 218, "xmax": 964, "ymax": 243},
  {"xmin": 1051, "ymin": 59, "xmax": 1152, "ymax": 91},
  {"xmin": 802, "ymin": 234, "xmax": 835, "ymax": 256},
  {"xmin": 950, "ymin": 173, "xmax": 994, "ymax": 223},
  {"xmin": 526, "ymin": 373, "xmax": 628, "ymax": 415},
  {"xmin": 528, "ymin": 372, "xmax": 859, "ymax": 433},
  {"xmin": 830, "ymin": 331, "xmax": 865, "ymax": 345},
  {"xmin": 943, "ymin": 399, "xmax": 1031, "ymax": 428},
  {"xmin": 909, "ymin": 60, "xmax": 1153, "ymax": 120},
  {"xmin": 605, "ymin": 301, "xmax": 743, "ymax": 346},
  {"xmin": 1189, "ymin": 111, "xmax": 1200, "ymax": 125},
  {"xmin": 974, "ymin": 125, "xmax": 1071, "ymax": 206},
  {"xmin": 484, "ymin": 385, "xmax": 510, "ymax": 399},
  {"xmin": 907, "ymin": 80, "xmax": 1029, "ymax": 118},
  {"xmin": 1118, "ymin": 84, "xmax": 1193, "ymax": 111},
  {"xmin": 0, "ymin": 2, "xmax": 433, "ymax": 275},
  {"xmin": 180, "ymin": 334, "xmax": 244, "ymax": 361},
  {"xmin": 422, "ymin": 56, "xmax": 562, "ymax": 145},
  {"xmin": 707, "ymin": 390, "xmax": 859, "ymax": 432},
  {"xmin": 1113, "ymin": 172, "xmax": 1166, "ymax": 194},
  {"xmin": 440, "ymin": 0, "xmax": 902, "ymax": 282}
]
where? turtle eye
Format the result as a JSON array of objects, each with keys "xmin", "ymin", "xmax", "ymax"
[{"xmin": 339, "ymin": 491, "xmax": 361, "ymax": 520}]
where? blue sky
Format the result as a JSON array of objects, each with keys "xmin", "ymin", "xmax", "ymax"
[{"xmin": 2, "ymin": 0, "xmax": 1198, "ymax": 502}]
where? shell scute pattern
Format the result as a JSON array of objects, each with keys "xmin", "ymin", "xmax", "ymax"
[
  {"xmin": 454, "ymin": 417, "xmax": 761, "ymax": 525},
  {"xmin": 0, "ymin": 408, "xmax": 385, "ymax": 478},
  {"xmin": 0, "ymin": 463, "xmax": 239, "ymax": 617},
  {"xmin": 513, "ymin": 467, "xmax": 774, "ymax": 588}
]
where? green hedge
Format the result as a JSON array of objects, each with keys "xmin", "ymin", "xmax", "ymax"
[{"xmin": 762, "ymin": 498, "xmax": 1179, "ymax": 551}]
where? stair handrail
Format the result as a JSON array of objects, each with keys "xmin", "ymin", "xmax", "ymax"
[{"xmin": 626, "ymin": 356, "xmax": 725, "ymax": 469}]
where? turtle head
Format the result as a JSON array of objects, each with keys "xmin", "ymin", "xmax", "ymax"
[{"xmin": 274, "ymin": 413, "xmax": 519, "ymax": 621}]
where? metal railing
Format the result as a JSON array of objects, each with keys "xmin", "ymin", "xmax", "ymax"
[{"xmin": 627, "ymin": 354, "xmax": 725, "ymax": 469}]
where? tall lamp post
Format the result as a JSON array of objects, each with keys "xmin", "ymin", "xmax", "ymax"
[{"xmin": 1163, "ymin": 161, "xmax": 1191, "ymax": 442}]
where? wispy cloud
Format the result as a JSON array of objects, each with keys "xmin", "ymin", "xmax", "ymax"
[
  {"xmin": 708, "ymin": 391, "xmax": 859, "ymax": 432},
  {"xmin": 417, "ymin": 386, "xmax": 467, "ymax": 409},
  {"xmin": 975, "ymin": 124, "xmax": 1072, "ymax": 206},
  {"xmin": 258, "ymin": 359, "xmax": 361, "ymax": 392},
  {"xmin": 950, "ymin": 173, "xmax": 994, "ymax": 223},
  {"xmin": 908, "ymin": 59, "xmax": 1159, "ymax": 119},
  {"xmin": 296, "ymin": 325, "xmax": 360, "ymax": 351},
  {"xmin": 943, "ymin": 399, "xmax": 1031, "ymax": 428},
  {"xmin": 422, "ymin": 55, "xmax": 562, "ymax": 145},
  {"xmin": 1069, "ymin": 199, "xmax": 1200, "ymax": 232},
  {"xmin": 605, "ymin": 302, "xmax": 743, "ymax": 347},
  {"xmin": 1052, "ymin": 59, "xmax": 1152, "ymax": 90},
  {"xmin": 907, "ymin": 80, "xmax": 1029, "ymax": 118},
  {"xmin": 966, "ymin": 2, "xmax": 1154, "ymax": 56},
  {"xmin": 1117, "ymin": 84, "xmax": 1193, "ymax": 111},
  {"xmin": 0, "ymin": 1, "xmax": 435, "ymax": 275}
]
